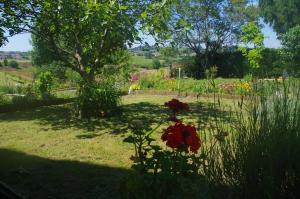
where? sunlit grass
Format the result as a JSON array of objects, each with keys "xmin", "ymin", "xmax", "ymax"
[{"xmin": 0, "ymin": 94, "xmax": 233, "ymax": 198}]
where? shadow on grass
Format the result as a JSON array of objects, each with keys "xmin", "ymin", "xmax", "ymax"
[
  {"xmin": 0, "ymin": 148, "xmax": 132, "ymax": 199},
  {"xmin": 187, "ymin": 102, "xmax": 233, "ymax": 123},
  {"xmin": 0, "ymin": 101, "xmax": 231, "ymax": 137}
]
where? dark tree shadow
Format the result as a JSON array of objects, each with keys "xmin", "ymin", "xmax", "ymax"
[
  {"xmin": 186, "ymin": 101, "xmax": 233, "ymax": 122},
  {"xmin": 0, "ymin": 148, "xmax": 133, "ymax": 199},
  {"xmin": 0, "ymin": 101, "xmax": 232, "ymax": 138}
]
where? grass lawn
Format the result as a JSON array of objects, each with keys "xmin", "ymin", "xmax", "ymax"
[
  {"xmin": 0, "ymin": 94, "xmax": 233, "ymax": 198},
  {"xmin": 131, "ymin": 56, "xmax": 154, "ymax": 68}
]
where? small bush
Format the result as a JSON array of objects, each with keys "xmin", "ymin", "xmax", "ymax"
[
  {"xmin": 35, "ymin": 71, "xmax": 54, "ymax": 99},
  {"xmin": 36, "ymin": 61, "xmax": 67, "ymax": 82},
  {"xmin": 152, "ymin": 59, "xmax": 161, "ymax": 69},
  {"xmin": 0, "ymin": 92, "xmax": 9, "ymax": 105},
  {"xmin": 3, "ymin": 59, "xmax": 8, "ymax": 66},
  {"xmin": 76, "ymin": 80, "xmax": 121, "ymax": 118},
  {"xmin": 8, "ymin": 60, "xmax": 19, "ymax": 68}
]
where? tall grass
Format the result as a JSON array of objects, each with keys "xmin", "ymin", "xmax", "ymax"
[{"xmin": 204, "ymin": 80, "xmax": 300, "ymax": 199}]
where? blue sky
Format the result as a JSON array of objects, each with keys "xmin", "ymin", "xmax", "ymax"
[{"xmin": 0, "ymin": 23, "xmax": 281, "ymax": 52}]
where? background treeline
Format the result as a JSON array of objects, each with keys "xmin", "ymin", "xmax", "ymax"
[{"xmin": 178, "ymin": 48, "xmax": 284, "ymax": 78}]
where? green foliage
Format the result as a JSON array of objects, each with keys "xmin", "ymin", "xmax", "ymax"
[
  {"xmin": 205, "ymin": 66, "xmax": 218, "ymax": 80},
  {"xmin": 152, "ymin": 59, "xmax": 161, "ymax": 69},
  {"xmin": 122, "ymin": 99, "xmax": 207, "ymax": 198},
  {"xmin": 0, "ymin": 28, "xmax": 6, "ymax": 46},
  {"xmin": 104, "ymin": 49, "xmax": 133, "ymax": 81},
  {"xmin": 65, "ymin": 69, "xmax": 82, "ymax": 86},
  {"xmin": 0, "ymin": 0, "xmax": 174, "ymax": 118},
  {"xmin": 1, "ymin": 0, "xmax": 172, "ymax": 81},
  {"xmin": 159, "ymin": 47, "xmax": 178, "ymax": 65},
  {"xmin": 3, "ymin": 59, "xmax": 8, "ymax": 66},
  {"xmin": 76, "ymin": 80, "xmax": 121, "ymax": 118},
  {"xmin": 259, "ymin": 0, "xmax": 300, "ymax": 34},
  {"xmin": 8, "ymin": 60, "xmax": 19, "ymax": 68},
  {"xmin": 34, "ymin": 59, "xmax": 68, "ymax": 82},
  {"xmin": 0, "ymin": 85, "xmax": 18, "ymax": 94},
  {"xmin": 179, "ymin": 51, "xmax": 247, "ymax": 78},
  {"xmin": 281, "ymin": 25, "xmax": 300, "ymax": 74},
  {"xmin": 0, "ymin": 92, "xmax": 9, "ymax": 105},
  {"xmin": 206, "ymin": 80, "xmax": 300, "ymax": 198},
  {"xmin": 239, "ymin": 21, "xmax": 265, "ymax": 70},
  {"xmin": 0, "ymin": 61, "xmax": 2, "ymax": 67},
  {"xmin": 170, "ymin": 0, "xmax": 256, "ymax": 77},
  {"xmin": 259, "ymin": 48, "xmax": 285, "ymax": 77},
  {"xmin": 136, "ymin": 71, "xmax": 241, "ymax": 94},
  {"xmin": 144, "ymin": 51, "xmax": 153, "ymax": 59},
  {"xmin": 121, "ymin": 173, "xmax": 210, "ymax": 199},
  {"xmin": 35, "ymin": 71, "xmax": 54, "ymax": 99}
]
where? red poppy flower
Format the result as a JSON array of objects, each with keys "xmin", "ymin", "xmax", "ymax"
[
  {"xmin": 164, "ymin": 99, "xmax": 189, "ymax": 113},
  {"xmin": 162, "ymin": 122, "xmax": 201, "ymax": 153}
]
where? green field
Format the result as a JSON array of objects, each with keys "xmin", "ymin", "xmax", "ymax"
[
  {"xmin": 0, "ymin": 60, "xmax": 34, "ymax": 80},
  {"xmin": 130, "ymin": 55, "xmax": 154, "ymax": 68},
  {"xmin": 0, "ymin": 94, "xmax": 232, "ymax": 198}
]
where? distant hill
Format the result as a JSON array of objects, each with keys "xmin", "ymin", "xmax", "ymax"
[
  {"xmin": 0, "ymin": 51, "xmax": 30, "ymax": 60},
  {"xmin": 129, "ymin": 45, "xmax": 157, "ymax": 53}
]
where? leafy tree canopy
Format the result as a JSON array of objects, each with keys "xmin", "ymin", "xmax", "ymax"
[
  {"xmin": 168, "ymin": 0, "xmax": 258, "ymax": 77},
  {"xmin": 281, "ymin": 25, "xmax": 300, "ymax": 71},
  {"xmin": 0, "ymin": 0, "xmax": 172, "ymax": 81},
  {"xmin": 259, "ymin": 0, "xmax": 300, "ymax": 34},
  {"xmin": 239, "ymin": 21, "xmax": 264, "ymax": 69}
]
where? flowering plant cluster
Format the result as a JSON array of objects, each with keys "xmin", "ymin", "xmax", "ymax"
[
  {"xmin": 235, "ymin": 81, "xmax": 252, "ymax": 94},
  {"xmin": 218, "ymin": 81, "xmax": 252, "ymax": 95},
  {"xmin": 129, "ymin": 83, "xmax": 140, "ymax": 91},
  {"xmin": 218, "ymin": 83, "xmax": 235, "ymax": 93},
  {"xmin": 122, "ymin": 97, "xmax": 233, "ymax": 197},
  {"xmin": 130, "ymin": 73, "xmax": 139, "ymax": 82},
  {"xmin": 125, "ymin": 98, "xmax": 202, "ymax": 178},
  {"xmin": 163, "ymin": 98, "xmax": 200, "ymax": 153}
]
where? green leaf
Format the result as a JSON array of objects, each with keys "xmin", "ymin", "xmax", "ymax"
[{"xmin": 141, "ymin": 11, "xmax": 147, "ymax": 19}]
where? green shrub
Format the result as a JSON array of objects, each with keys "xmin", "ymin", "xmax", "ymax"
[
  {"xmin": 22, "ymin": 84, "xmax": 38, "ymax": 101},
  {"xmin": 0, "ymin": 85, "xmax": 18, "ymax": 94},
  {"xmin": 36, "ymin": 71, "xmax": 54, "ymax": 99},
  {"xmin": 144, "ymin": 51, "xmax": 153, "ymax": 59},
  {"xmin": 138, "ymin": 74, "xmax": 160, "ymax": 89},
  {"xmin": 152, "ymin": 59, "xmax": 161, "ymax": 69},
  {"xmin": 8, "ymin": 60, "xmax": 19, "ymax": 68},
  {"xmin": 3, "ymin": 59, "xmax": 8, "ymax": 66},
  {"xmin": 0, "ymin": 92, "xmax": 9, "ymax": 105},
  {"xmin": 35, "ymin": 61, "xmax": 67, "ymax": 82},
  {"xmin": 65, "ymin": 69, "xmax": 82, "ymax": 86},
  {"xmin": 76, "ymin": 80, "xmax": 121, "ymax": 118}
]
